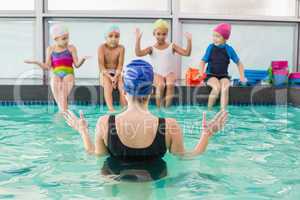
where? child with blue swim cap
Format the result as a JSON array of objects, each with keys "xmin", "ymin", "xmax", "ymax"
[
  {"xmin": 98, "ymin": 24, "xmax": 127, "ymax": 112},
  {"xmin": 135, "ymin": 19, "xmax": 192, "ymax": 108}
]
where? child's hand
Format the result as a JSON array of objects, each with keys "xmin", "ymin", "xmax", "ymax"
[
  {"xmin": 192, "ymin": 72, "xmax": 204, "ymax": 81},
  {"xmin": 64, "ymin": 110, "xmax": 88, "ymax": 132},
  {"xmin": 240, "ymin": 77, "xmax": 247, "ymax": 83},
  {"xmin": 135, "ymin": 28, "xmax": 143, "ymax": 40},
  {"xmin": 202, "ymin": 110, "xmax": 227, "ymax": 137},
  {"xmin": 240, "ymin": 77, "xmax": 247, "ymax": 86},
  {"xmin": 24, "ymin": 59, "xmax": 37, "ymax": 64},
  {"xmin": 184, "ymin": 32, "xmax": 192, "ymax": 40},
  {"xmin": 83, "ymin": 56, "xmax": 92, "ymax": 60},
  {"xmin": 111, "ymin": 76, "xmax": 118, "ymax": 89}
]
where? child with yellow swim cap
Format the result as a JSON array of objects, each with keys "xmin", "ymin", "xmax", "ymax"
[{"xmin": 135, "ymin": 19, "xmax": 192, "ymax": 108}]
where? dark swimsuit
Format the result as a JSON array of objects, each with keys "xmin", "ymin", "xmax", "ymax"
[
  {"xmin": 106, "ymin": 115, "xmax": 167, "ymax": 162},
  {"xmin": 103, "ymin": 115, "xmax": 168, "ymax": 182},
  {"xmin": 205, "ymin": 45, "xmax": 231, "ymax": 81}
]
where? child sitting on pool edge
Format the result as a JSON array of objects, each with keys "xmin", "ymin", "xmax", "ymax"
[
  {"xmin": 98, "ymin": 25, "xmax": 127, "ymax": 112},
  {"xmin": 25, "ymin": 24, "xmax": 89, "ymax": 112},
  {"xmin": 135, "ymin": 19, "xmax": 192, "ymax": 108},
  {"xmin": 199, "ymin": 23, "xmax": 246, "ymax": 110}
]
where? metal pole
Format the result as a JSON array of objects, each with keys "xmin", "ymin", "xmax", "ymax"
[
  {"xmin": 171, "ymin": 0, "xmax": 183, "ymax": 83},
  {"xmin": 35, "ymin": 0, "xmax": 45, "ymax": 84}
]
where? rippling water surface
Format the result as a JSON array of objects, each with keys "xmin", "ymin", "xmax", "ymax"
[{"xmin": 0, "ymin": 105, "xmax": 299, "ymax": 199}]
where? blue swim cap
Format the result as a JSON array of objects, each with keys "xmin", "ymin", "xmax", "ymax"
[
  {"xmin": 105, "ymin": 24, "xmax": 120, "ymax": 38},
  {"xmin": 123, "ymin": 59, "xmax": 154, "ymax": 96}
]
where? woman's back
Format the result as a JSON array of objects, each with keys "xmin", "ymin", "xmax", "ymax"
[{"xmin": 103, "ymin": 111, "xmax": 168, "ymax": 162}]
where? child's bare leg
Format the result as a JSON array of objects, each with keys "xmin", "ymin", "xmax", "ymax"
[
  {"xmin": 154, "ymin": 74, "xmax": 165, "ymax": 108},
  {"xmin": 165, "ymin": 72, "xmax": 176, "ymax": 107},
  {"xmin": 220, "ymin": 78, "xmax": 230, "ymax": 110},
  {"xmin": 207, "ymin": 77, "xmax": 221, "ymax": 110},
  {"xmin": 61, "ymin": 74, "xmax": 74, "ymax": 112},
  {"xmin": 102, "ymin": 75, "xmax": 115, "ymax": 112},
  {"xmin": 50, "ymin": 76, "xmax": 63, "ymax": 111},
  {"xmin": 117, "ymin": 76, "xmax": 127, "ymax": 107}
]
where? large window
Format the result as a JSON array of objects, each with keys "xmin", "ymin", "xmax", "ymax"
[
  {"xmin": 181, "ymin": 22, "xmax": 296, "ymax": 79},
  {"xmin": 0, "ymin": 20, "xmax": 42, "ymax": 84},
  {"xmin": 48, "ymin": 19, "xmax": 171, "ymax": 85},
  {"xmin": 47, "ymin": 0, "xmax": 169, "ymax": 11},
  {"xmin": 180, "ymin": 0, "xmax": 296, "ymax": 17},
  {"xmin": 0, "ymin": 0, "xmax": 35, "ymax": 10}
]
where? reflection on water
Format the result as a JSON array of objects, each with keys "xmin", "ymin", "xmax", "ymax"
[{"xmin": 101, "ymin": 157, "xmax": 167, "ymax": 182}]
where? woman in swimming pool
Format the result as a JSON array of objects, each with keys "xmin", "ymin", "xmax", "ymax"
[
  {"xmin": 25, "ymin": 24, "xmax": 89, "ymax": 112},
  {"xmin": 64, "ymin": 59, "xmax": 227, "ymax": 162}
]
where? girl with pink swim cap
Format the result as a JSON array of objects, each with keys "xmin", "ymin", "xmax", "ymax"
[
  {"xmin": 199, "ymin": 23, "xmax": 246, "ymax": 110},
  {"xmin": 25, "ymin": 24, "xmax": 90, "ymax": 112}
]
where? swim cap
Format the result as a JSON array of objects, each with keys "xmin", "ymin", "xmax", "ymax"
[
  {"xmin": 50, "ymin": 24, "xmax": 69, "ymax": 40},
  {"xmin": 213, "ymin": 23, "xmax": 231, "ymax": 40},
  {"xmin": 105, "ymin": 24, "xmax": 120, "ymax": 38},
  {"xmin": 123, "ymin": 59, "xmax": 154, "ymax": 96},
  {"xmin": 153, "ymin": 19, "xmax": 169, "ymax": 31}
]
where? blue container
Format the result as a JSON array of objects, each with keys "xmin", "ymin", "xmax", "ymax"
[
  {"xmin": 232, "ymin": 79, "xmax": 248, "ymax": 86},
  {"xmin": 289, "ymin": 79, "xmax": 300, "ymax": 85},
  {"xmin": 244, "ymin": 69, "xmax": 268, "ymax": 86},
  {"xmin": 273, "ymin": 74, "xmax": 288, "ymax": 86}
]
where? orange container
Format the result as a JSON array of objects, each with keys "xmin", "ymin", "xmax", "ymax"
[{"xmin": 185, "ymin": 67, "xmax": 207, "ymax": 86}]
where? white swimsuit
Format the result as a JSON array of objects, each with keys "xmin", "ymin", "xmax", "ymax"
[{"xmin": 150, "ymin": 44, "xmax": 175, "ymax": 77}]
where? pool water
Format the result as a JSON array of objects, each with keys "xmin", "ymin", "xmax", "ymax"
[{"xmin": 0, "ymin": 104, "xmax": 300, "ymax": 200}]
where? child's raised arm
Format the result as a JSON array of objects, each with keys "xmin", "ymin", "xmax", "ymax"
[
  {"xmin": 135, "ymin": 28, "xmax": 152, "ymax": 57},
  {"xmin": 173, "ymin": 32, "xmax": 192, "ymax": 56}
]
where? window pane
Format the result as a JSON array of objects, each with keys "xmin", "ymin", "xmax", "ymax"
[
  {"xmin": 0, "ymin": 20, "xmax": 42, "ymax": 85},
  {"xmin": 180, "ymin": 0, "xmax": 296, "ymax": 17},
  {"xmin": 48, "ymin": 20, "xmax": 171, "ymax": 85},
  {"xmin": 0, "ymin": 0, "xmax": 34, "ymax": 10},
  {"xmin": 181, "ymin": 22, "xmax": 296, "ymax": 79},
  {"xmin": 48, "ymin": 0, "xmax": 169, "ymax": 11}
]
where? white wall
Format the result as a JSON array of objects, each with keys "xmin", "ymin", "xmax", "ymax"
[
  {"xmin": 0, "ymin": 20, "xmax": 43, "ymax": 85},
  {"xmin": 48, "ymin": 0, "xmax": 169, "ymax": 11},
  {"xmin": 180, "ymin": 0, "xmax": 296, "ymax": 17},
  {"xmin": 0, "ymin": 0, "xmax": 34, "ymax": 10}
]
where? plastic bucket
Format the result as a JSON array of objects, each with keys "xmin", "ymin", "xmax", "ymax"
[
  {"xmin": 273, "ymin": 74, "xmax": 288, "ymax": 86},
  {"xmin": 271, "ymin": 61, "xmax": 288, "ymax": 70},
  {"xmin": 273, "ymin": 69, "xmax": 289, "ymax": 76},
  {"xmin": 186, "ymin": 68, "xmax": 206, "ymax": 86},
  {"xmin": 289, "ymin": 72, "xmax": 300, "ymax": 79}
]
